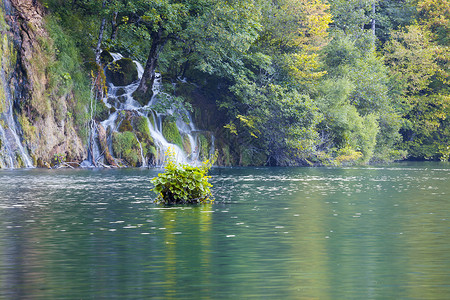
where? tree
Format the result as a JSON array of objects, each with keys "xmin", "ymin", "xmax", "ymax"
[
  {"xmin": 217, "ymin": 0, "xmax": 333, "ymax": 165},
  {"xmin": 327, "ymin": 0, "xmax": 378, "ymax": 36},
  {"xmin": 126, "ymin": 1, "xmax": 189, "ymax": 101},
  {"xmin": 257, "ymin": 0, "xmax": 331, "ymax": 86},
  {"xmin": 385, "ymin": 24, "xmax": 449, "ymax": 160},
  {"xmin": 374, "ymin": 0, "xmax": 416, "ymax": 44},
  {"xmin": 318, "ymin": 29, "xmax": 403, "ymax": 163}
]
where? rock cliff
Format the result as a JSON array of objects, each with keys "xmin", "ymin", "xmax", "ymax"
[{"xmin": 0, "ymin": 0, "xmax": 86, "ymax": 167}]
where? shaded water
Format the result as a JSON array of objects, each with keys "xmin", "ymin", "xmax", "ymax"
[{"xmin": 0, "ymin": 162, "xmax": 449, "ymax": 299}]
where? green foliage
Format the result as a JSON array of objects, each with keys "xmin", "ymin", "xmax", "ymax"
[
  {"xmin": 334, "ymin": 146, "xmax": 363, "ymax": 165},
  {"xmin": 37, "ymin": 0, "xmax": 449, "ymax": 166},
  {"xmin": 151, "ymin": 84, "xmax": 193, "ymax": 122},
  {"xmin": 317, "ymin": 28, "xmax": 405, "ymax": 164},
  {"xmin": 328, "ymin": 0, "xmax": 376, "ymax": 35},
  {"xmin": 384, "ymin": 25, "xmax": 438, "ymax": 94},
  {"xmin": 228, "ymin": 78, "xmax": 323, "ymax": 165},
  {"xmin": 385, "ymin": 22, "xmax": 449, "ymax": 160},
  {"xmin": 43, "ymin": 15, "xmax": 92, "ymax": 139},
  {"xmin": 151, "ymin": 147, "xmax": 214, "ymax": 205},
  {"xmin": 375, "ymin": 0, "xmax": 417, "ymax": 44}
]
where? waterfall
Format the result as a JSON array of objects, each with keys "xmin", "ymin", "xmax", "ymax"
[
  {"xmin": 0, "ymin": 68, "xmax": 34, "ymax": 168},
  {"xmin": 135, "ymin": 133, "xmax": 146, "ymax": 167},
  {"xmin": 82, "ymin": 52, "xmax": 213, "ymax": 167}
]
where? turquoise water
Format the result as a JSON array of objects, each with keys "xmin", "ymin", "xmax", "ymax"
[{"xmin": 0, "ymin": 163, "xmax": 449, "ymax": 299}]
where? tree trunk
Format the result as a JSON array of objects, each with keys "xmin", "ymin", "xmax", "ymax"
[
  {"xmin": 134, "ymin": 28, "xmax": 166, "ymax": 105},
  {"xmin": 371, "ymin": 3, "xmax": 376, "ymax": 45},
  {"xmin": 95, "ymin": 0, "xmax": 107, "ymax": 64},
  {"xmin": 111, "ymin": 11, "xmax": 119, "ymax": 40}
]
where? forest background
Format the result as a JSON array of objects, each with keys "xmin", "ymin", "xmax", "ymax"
[{"xmin": 10, "ymin": 0, "xmax": 450, "ymax": 166}]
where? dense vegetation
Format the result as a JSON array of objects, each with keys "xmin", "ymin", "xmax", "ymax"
[
  {"xmin": 42, "ymin": 0, "xmax": 449, "ymax": 166},
  {"xmin": 151, "ymin": 148, "xmax": 214, "ymax": 204}
]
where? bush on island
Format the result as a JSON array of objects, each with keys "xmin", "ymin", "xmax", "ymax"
[{"xmin": 151, "ymin": 147, "xmax": 214, "ymax": 204}]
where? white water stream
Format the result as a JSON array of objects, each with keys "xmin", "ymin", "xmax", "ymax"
[
  {"xmin": 0, "ymin": 68, "xmax": 34, "ymax": 168},
  {"xmin": 83, "ymin": 53, "xmax": 211, "ymax": 167}
]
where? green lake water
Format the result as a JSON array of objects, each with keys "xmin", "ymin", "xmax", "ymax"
[{"xmin": 0, "ymin": 162, "xmax": 449, "ymax": 299}]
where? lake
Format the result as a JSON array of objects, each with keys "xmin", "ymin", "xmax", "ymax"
[{"xmin": 0, "ymin": 162, "xmax": 449, "ymax": 299}]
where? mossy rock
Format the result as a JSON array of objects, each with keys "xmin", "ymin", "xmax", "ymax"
[
  {"xmin": 218, "ymin": 145, "xmax": 232, "ymax": 166},
  {"xmin": 162, "ymin": 119, "xmax": 183, "ymax": 149},
  {"xmin": 134, "ymin": 116, "xmax": 151, "ymax": 140},
  {"xmin": 182, "ymin": 134, "xmax": 192, "ymax": 154},
  {"xmin": 112, "ymin": 131, "xmax": 141, "ymax": 167},
  {"xmin": 198, "ymin": 133, "xmax": 210, "ymax": 160},
  {"xmin": 94, "ymin": 100, "xmax": 110, "ymax": 122},
  {"xmin": 147, "ymin": 145, "xmax": 157, "ymax": 157},
  {"xmin": 116, "ymin": 87, "xmax": 127, "ymax": 96},
  {"xmin": 106, "ymin": 58, "xmax": 138, "ymax": 86},
  {"xmin": 147, "ymin": 110, "xmax": 156, "ymax": 127},
  {"xmin": 132, "ymin": 88, "xmax": 152, "ymax": 107},
  {"xmin": 133, "ymin": 116, "xmax": 155, "ymax": 158},
  {"xmin": 100, "ymin": 50, "xmax": 114, "ymax": 66},
  {"xmin": 118, "ymin": 119, "xmax": 133, "ymax": 132},
  {"xmin": 117, "ymin": 95, "xmax": 128, "ymax": 104}
]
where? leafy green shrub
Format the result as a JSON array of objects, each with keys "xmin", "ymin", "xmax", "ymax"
[
  {"xmin": 334, "ymin": 146, "xmax": 363, "ymax": 165},
  {"xmin": 151, "ymin": 148, "xmax": 214, "ymax": 205}
]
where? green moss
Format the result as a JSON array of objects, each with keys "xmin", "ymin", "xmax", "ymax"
[
  {"xmin": 182, "ymin": 134, "xmax": 192, "ymax": 154},
  {"xmin": 219, "ymin": 145, "xmax": 232, "ymax": 166},
  {"xmin": 118, "ymin": 119, "xmax": 133, "ymax": 132},
  {"xmin": 15, "ymin": 153, "xmax": 24, "ymax": 168},
  {"xmin": 135, "ymin": 116, "xmax": 151, "ymax": 139},
  {"xmin": 18, "ymin": 114, "xmax": 37, "ymax": 142},
  {"xmin": 132, "ymin": 88, "xmax": 153, "ymax": 107},
  {"xmin": 106, "ymin": 58, "xmax": 138, "ymax": 86},
  {"xmin": 148, "ymin": 145, "xmax": 157, "ymax": 156},
  {"xmin": 162, "ymin": 119, "xmax": 183, "ymax": 149},
  {"xmin": 100, "ymin": 50, "xmax": 114, "ymax": 66},
  {"xmin": 0, "ymin": 119, "xmax": 7, "ymax": 129},
  {"xmin": 112, "ymin": 131, "xmax": 141, "ymax": 167},
  {"xmin": 0, "ymin": 83, "xmax": 5, "ymax": 114},
  {"xmin": 0, "ymin": 5, "xmax": 8, "ymax": 31},
  {"xmin": 148, "ymin": 111, "xmax": 156, "ymax": 127},
  {"xmin": 94, "ymin": 100, "xmax": 110, "ymax": 122},
  {"xmin": 198, "ymin": 134, "xmax": 210, "ymax": 160}
]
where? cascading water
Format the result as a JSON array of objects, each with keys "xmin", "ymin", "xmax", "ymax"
[
  {"xmin": 83, "ymin": 53, "xmax": 214, "ymax": 167},
  {"xmin": 0, "ymin": 68, "xmax": 34, "ymax": 168},
  {"xmin": 0, "ymin": 0, "xmax": 33, "ymax": 168}
]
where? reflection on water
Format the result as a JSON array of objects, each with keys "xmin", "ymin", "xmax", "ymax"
[{"xmin": 0, "ymin": 163, "xmax": 449, "ymax": 299}]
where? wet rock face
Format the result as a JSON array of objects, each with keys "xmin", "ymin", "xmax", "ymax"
[
  {"xmin": 105, "ymin": 58, "xmax": 139, "ymax": 86},
  {"xmin": 2, "ymin": 0, "xmax": 86, "ymax": 166}
]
